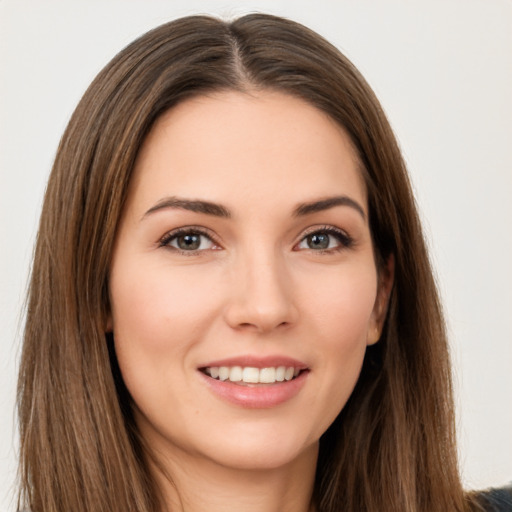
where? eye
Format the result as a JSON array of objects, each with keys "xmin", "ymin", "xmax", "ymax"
[
  {"xmin": 159, "ymin": 228, "xmax": 218, "ymax": 253},
  {"xmin": 296, "ymin": 227, "xmax": 353, "ymax": 252}
]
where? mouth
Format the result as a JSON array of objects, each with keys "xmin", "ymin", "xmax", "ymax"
[
  {"xmin": 200, "ymin": 366, "xmax": 307, "ymax": 385},
  {"xmin": 198, "ymin": 358, "xmax": 310, "ymax": 407}
]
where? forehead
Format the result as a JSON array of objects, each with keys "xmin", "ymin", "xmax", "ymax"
[{"xmin": 128, "ymin": 90, "xmax": 367, "ymax": 214}]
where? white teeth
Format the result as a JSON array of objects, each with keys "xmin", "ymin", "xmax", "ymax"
[
  {"xmin": 229, "ymin": 366, "xmax": 242, "ymax": 382},
  {"xmin": 242, "ymin": 367, "xmax": 260, "ymax": 383},
  {"xmin": 205, "ymin": 366, "xmax": 302, "ymax": 384},
  {"xmin": 259, "ymin": 367, "xmax": 276, "ymax": 383}
]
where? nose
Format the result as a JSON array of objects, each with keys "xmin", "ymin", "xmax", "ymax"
[{"xmin": 223, "ymin": 249, "xmax": 299, "ymax": 334}]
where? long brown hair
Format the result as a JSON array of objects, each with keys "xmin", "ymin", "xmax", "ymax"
[{"xmin": 17, "ymin": 13, "xmax": 480, "ymax": 512}]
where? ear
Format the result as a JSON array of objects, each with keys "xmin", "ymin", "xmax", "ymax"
[
  {"xmin": 105, "ymin": 315, "xmax": 113, "ymax": 333},
  {"xmin": 104, "ymin": 305, "xmax": 113, "ymax": 333},
  {"xmin": 104, "ymin": 285, "xmax": 114, "ymax": 333},
  {"xmin": 367, "ymin": 254, "xmax": 395, "ymax": 346}
]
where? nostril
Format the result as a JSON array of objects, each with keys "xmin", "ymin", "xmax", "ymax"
[
  {"xmin": 234, "ymin": 320, "xmax": 291, "ymax": 333},
  {"xmin": 222, "ymin": 281, "xmax": 299, "ymax": 333}
]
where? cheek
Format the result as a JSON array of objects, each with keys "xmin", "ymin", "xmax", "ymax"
[
  {"xmin": 108, "ymin": 261, "xmax": 230, "ymax": 443},
  {"xmin": 302, "ymin": 261, "xmax": 378, "ymax": 341},
  {"xmin": 298, "ymin": 263, "xmax": 377, "ymax": 423},
  {"xmin": 110, "ymin": 259, "xmax": 220, "ymax": 349},
  {"xmin": 108, "ymin": 259, "xmax": 223, "ymax": 404}
]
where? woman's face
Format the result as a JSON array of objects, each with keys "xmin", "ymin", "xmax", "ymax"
[{"xmin": 109, "ymin": 90, "xmax": 391, "ymax": 471}]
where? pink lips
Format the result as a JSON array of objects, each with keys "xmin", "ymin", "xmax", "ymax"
[
  {"xmin": 200, "ymin": 355, "xmax": 308, "ymax": 370},
  {"xmin": 198, "ymin": 355, "xmax": 309, "ymax": 409}
]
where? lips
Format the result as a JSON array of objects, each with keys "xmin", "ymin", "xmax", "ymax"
[{"xmin": 198, "ymin": 356, "xmax": 310, "ymax": 408}]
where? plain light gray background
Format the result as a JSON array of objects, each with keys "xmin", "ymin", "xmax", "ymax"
[{"xmin": 1, "ymin": 0, "xmax": 511, "ymax": 509}]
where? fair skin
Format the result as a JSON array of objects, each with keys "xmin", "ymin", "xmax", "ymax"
[{"xmin": 108, "ymin": 90, "xmax": 393, "ymax": 512}]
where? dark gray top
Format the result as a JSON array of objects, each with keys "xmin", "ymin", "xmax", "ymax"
[{"xmin": 477, "ymin": 484, "xmax": 512, "ymax": 511}]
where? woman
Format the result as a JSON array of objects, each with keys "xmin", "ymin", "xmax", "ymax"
[{"xmin": 16, "ymin": 13, "xmax": 509, "ymax": 512}]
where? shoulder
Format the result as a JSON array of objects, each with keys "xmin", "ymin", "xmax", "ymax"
[{"xmin": 475, "ymin": 484, "xmax": 512, "ymax": 511}]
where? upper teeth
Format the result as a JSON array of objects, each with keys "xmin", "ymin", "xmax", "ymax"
[{"xmin": 205, "ymin": 366, "xmax": 301, "ymax": 384}]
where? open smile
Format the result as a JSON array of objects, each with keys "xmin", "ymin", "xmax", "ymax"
[
  {"xmin": 198, "ymin": 358, "xmax": 310, "ymax": 408},
  {"xmin": 201, "ymin": 365, "xmax": 306, "ymax": 385}
]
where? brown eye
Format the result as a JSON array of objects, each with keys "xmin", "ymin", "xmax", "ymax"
[
  {"xmin": 161, "ymin": 230, "xmax": 216, "ymax": 252},
  {"xmin": 306, "ymin": 233, "xmax": 330, "ymax": 250},
  {"xmin": 176, "ymin": 233, "xmax": 202, "ymax": 250},
  {"xmin": 296, "ymin": 228, "xmax": 353, "ymax": 252}
]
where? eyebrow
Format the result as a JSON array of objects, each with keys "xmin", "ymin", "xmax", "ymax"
[
  {"xmin": 142, "ymin": 195, "xmax": 366, "ymax": 221},
  {"xmin": 293, "ymin": 196, "xmax": 366, "ymax": 220},
  {"xmin": 143, "ymin": 197, "xmax": 231, "ymax": 219}
]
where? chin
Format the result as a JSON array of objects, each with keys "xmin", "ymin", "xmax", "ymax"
[
  {"xmin": 190, "ymin": 422, "xmax": 320, "ymax": 472},
  {"xmin": 207, "ymin": 439, "xmax": 318, "ymax": 472}
]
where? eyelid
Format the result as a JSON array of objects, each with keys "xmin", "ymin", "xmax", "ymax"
[
  {"xmin": 158, "ymin": 226, "xmax": 222, "ymax": 252},
  {"xmin": 295, "ymin": 224, "xmax": 354, "ymax": 251}
]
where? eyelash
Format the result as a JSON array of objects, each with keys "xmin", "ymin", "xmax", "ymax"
[
  {"xmin": 158, "ymin": 227, "xmax": 219, "ymax": 256},
  {"xmin": 296, "ymin": 225, "xmax": 354, "ymax": 253},
  {"xmin": 158, "ymin": 225, "xmax": 354, "ymax": 255}
]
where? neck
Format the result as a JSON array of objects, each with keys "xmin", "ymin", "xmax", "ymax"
[{"xmin": 149, "ymin": 442, "xmax": 319, "ymax": 512}]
